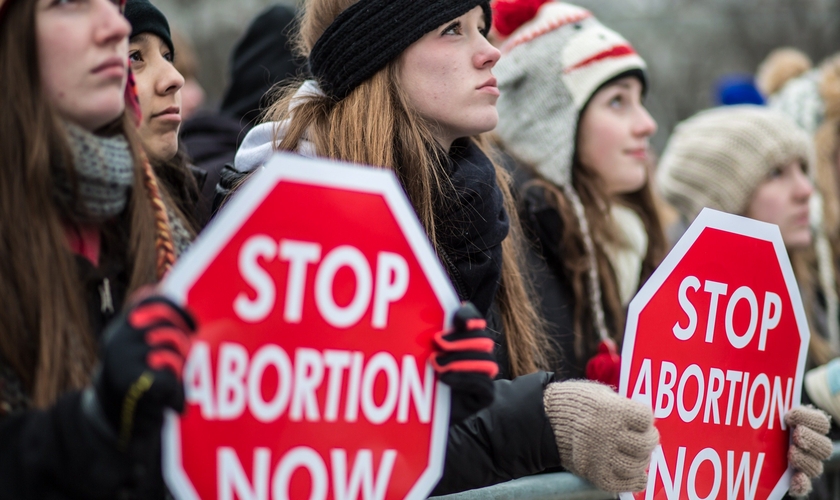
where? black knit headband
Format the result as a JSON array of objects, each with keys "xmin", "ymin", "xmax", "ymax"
[{"xmin": 310, "ymin": 0, "xmax": 491, "ymax": 101}]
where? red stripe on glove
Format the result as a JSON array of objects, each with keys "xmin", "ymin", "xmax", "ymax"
[
  {"xmin": 129, "ymin": 303, "xmax": 192, "ymax": 332},
  {"xmin": 147, "ymin": 350, "xmax": 186, "ymax": 380},
  {"xmin": 465, "ymin": 318, "xmax": 487, "ymax": 331},
  {"xmin": 431, "ymin": 357, "xmax": 499, "ymax": 379},
  {"xmin": 146, "ymin": 328, "xmax": 192, "ymax": 358},
  {"xmin": 434, "ymin": 330, "xmax": 495, "ymax": 353}
]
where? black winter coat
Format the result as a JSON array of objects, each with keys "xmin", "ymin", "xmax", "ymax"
[
  {"xmin": 431, "ymin": 372, "xmax": 560, "ymax": 495},
  {"xmin": 0, "ymin": 230, "xmax": 166, "ymax": 499},
  {"xmin": 430, "ymin": 143, "xmax": 562, "ymax": 493}
]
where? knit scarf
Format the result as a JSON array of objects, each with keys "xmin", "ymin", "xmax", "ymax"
[
  {"xmin": 603, "ymin": 204, "xmax": 648, "ymax": 307},
  {"xmin": 58, "ymin": 122, "xmax": 185, "ymax": 275},
  {"xmin": 58, "ymin": 122, "xmax": 135, "ymax": 222},
  {"xmin": 435, "ymin": 138, "xmax": 509, "ymax": 316}
]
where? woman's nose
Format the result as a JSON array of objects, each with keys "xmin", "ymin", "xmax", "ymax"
[
  {"xmin": 475, "ymin": 37, "xmax": 502, "ymax": 69},
  {"xmin": 157, "ymin": 60, "xmax": 185, "ymax": 96},
  {"xmin": 792, "ymin": 167, "xmax": 813, "ymax": 200},
  {"xmin": 634, "ymin": 105, "xmax": 658, "ymax": 138}
]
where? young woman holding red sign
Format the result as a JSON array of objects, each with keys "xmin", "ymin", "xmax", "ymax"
[
  {"xmin": 225, "ymin": 0, "xmax": 660, "ymax": 494},
  {"xmin": 657, "ymin": 105, "xmax": 834, "ymax": 497},
  {"xmin": 0, "ymin": 0, "xmax": 196, "ymax": 497}
]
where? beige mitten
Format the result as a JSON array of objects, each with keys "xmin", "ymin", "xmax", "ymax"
[
  {"xmin": 543, "ymin": 381, "xmax": 659, "ymax": 492},
  {"xmin": 785, "ymin": 406, "xmax": 833, "ymax": 498}
]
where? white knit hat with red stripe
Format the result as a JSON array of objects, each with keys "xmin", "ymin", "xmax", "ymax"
[
  {"xmin": 494, "ymin": 0, "xmax": 648, "ymax": 351},
  {"xmin": 494, "ymin": 1, "xmax": 647, "ymax": 187}
]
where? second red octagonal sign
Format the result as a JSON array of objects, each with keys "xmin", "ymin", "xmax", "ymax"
[
  {"xmin": 161, "ymin": 153, "xmax": 457, "ymax": 500},
  {"xmin": 620, "ymin": 208, "xmax": 810, "ymax": 500}
]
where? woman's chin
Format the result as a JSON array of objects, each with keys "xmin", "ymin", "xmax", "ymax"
[
  {"xmin": 459, "ymin": 110, "xmax": 499, "ymax": 137},
  {"xmin": 783, "ymin": 230, "xmax": 812, "ymax": 250},
  {"xmin": 145, "ymin": 140, "xmax": 179, "ymax": 164}
]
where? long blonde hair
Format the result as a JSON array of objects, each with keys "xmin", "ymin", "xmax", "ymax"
[{"xmin": 260, "ymin": 0, "xmax": 552, "ymax": 376}]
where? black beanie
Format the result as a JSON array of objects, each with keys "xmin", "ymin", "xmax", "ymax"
[
  {"xmin": 309, "ymin": 0, "xmax": 491, "ymax": 101},
  {"xmin": 124, "ymin": 0, "xmax": 173, "ymax": 55}
]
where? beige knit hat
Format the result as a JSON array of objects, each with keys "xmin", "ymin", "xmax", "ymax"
[{"xmin": 657, "ymin": 105, "xmax": 815, "ymax": 221}]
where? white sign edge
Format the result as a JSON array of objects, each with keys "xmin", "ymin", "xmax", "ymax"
[
  {"xmin": 162, "ymin": 410, "xmax": 200, "ymax": 500},
  {"xmin": 618, "ymin": 207, "xmax": 810, "ymax": 500},
  {"xmin": 161, "ymin": 152, "xmax": 460, "ymax": 499}
]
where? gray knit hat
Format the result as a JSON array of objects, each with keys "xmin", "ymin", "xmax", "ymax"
[
  {"xmin": 494, "ymin": 2, "xmax": 647, "ymax": 343},
  {"xmin": 657, "ymin": 105, "xmax": 815, "ymax": 221}
]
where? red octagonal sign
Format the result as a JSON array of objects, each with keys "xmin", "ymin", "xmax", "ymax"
[
  {"xmin": 620, "ymin": 209, "xmax": 809, "ymax": 500},
  {"xmin": 160, "ymin": 153, "xmax": 457, "ymax": 500}
]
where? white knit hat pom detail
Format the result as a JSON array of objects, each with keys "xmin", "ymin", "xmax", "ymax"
[{"xmin": 500, "ymin": 2, "xmax": 592, "ymax": 53}]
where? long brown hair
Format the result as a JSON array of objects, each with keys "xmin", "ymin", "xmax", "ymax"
[
  {"xmin": 516, "ymin": 153, "xmax": 667, "ymax": 364},
  {"xmin": 258, "ymin": 0, "xmax": 551, "ymax": 376},
  {"xmin": 0, "ymin": 0, "xmax": 160, "ymax": 407}
]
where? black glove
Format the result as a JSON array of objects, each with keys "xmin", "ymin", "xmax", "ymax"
[
  {"xmin": 88, "ymin": 295, "xmax": 196, "ymax": 450},
  {"xmin": 431, "ymin": 302, "xmax": 498, "ymax": 423}
]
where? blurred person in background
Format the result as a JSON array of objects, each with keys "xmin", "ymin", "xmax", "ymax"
[
  {"xmin": 180, "ymin": 4, "xmax": 304, "ymax": 226},
  {"xmin": 0, "ymin": 0, "xmax": 196, "ymax": 496},
  {"xmin": 760, "ymin": 48, "xmax": 840, "ymax": 440},
  {"xmin": 761, "ymin": 49, "xmax": 840, "ymax": 357},
  {"xmin": 657, "ymin": 105, "xmax": 833, "ymax": 498}
]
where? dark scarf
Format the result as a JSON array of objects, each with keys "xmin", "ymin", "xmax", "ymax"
[{"xmin": 435, "ymin": 139, "xmax": 509, "ymax": 316}]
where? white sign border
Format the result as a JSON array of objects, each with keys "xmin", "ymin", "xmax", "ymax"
[
  {"xmin": 618, "ymin": 208, "xmax": 809, "ymax": 500},
  {"xmin": 162, "ymin": 152, "xmax": 458, "ymax": 500}
]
